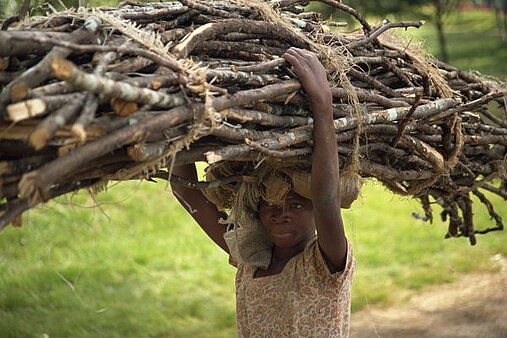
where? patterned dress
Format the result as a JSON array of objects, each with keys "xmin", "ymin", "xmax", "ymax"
[{"xmin": 234, "ymin": 237, "xmax": 355, "ymax": 337}]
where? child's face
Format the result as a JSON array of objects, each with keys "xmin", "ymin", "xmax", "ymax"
[{"xmin": 258, "ymin": 191, "xmax": 315, "ymax": 248}]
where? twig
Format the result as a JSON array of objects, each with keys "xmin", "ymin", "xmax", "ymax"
[{"xmin": 347, "ymin": 21, "xmax": 424, "ymax": 50}]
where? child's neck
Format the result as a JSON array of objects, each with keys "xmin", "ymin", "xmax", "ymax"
[
  {"xmin": 254, "ymin": 240, "xmax": 310, "ymax": 278},
  {"xmin": 272, "ymin": 239, "xmax": 309, "ymax": 261}
]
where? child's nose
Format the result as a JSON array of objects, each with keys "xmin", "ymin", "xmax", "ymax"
[{"xmin": 270, "ymin": 206, "xmax": 287, "ymax": 222}]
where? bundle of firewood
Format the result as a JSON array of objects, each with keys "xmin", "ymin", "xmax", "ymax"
[{"xmin": 0, "ymin": 0, "xmax": 505, "ymax": 243}]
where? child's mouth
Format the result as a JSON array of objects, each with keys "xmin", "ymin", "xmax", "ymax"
[{"xmin": 271, "ymin": 232, "xmax": 293, "ymax": 239}]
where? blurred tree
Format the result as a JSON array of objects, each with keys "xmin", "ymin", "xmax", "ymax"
[
  {"xmin": 429, "ymin": 0, "xmax": 458, "ymax": 62},
  {"xmin": 310, "ymin": 0, "xmax": 461, "ymax": 61},
  {"xmin": 490, "ymin": 0, "xmax": 507, "ymax": 41},
  {"xmin": 361, "ymin": 0, "xmax": 461, "ymax": 62}
]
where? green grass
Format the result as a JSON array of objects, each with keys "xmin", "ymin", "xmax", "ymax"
[
  {"xmin": 0, "ymin": 182, "xmax": 237, "ymax": 338},
  {"xmin": 346, "ymin": 181, "xmax": 507, "ymax": 311},
  {"xmin": 1, "ymin": 179, "xmax": 506, "ymax": 337}
]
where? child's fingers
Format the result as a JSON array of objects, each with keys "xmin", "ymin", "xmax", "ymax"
[
  {"xmin": 287, "ymin": 47, "xmax": 319, "ymax": 63},
  {"xmin": 283, "ymin": 48, "xmax": 305, "ymax": 64},
  {"xmin": 286, "ymin": 48, "xmax": 325, "ymax": 75},
  {"xmin": 282, "ymin": 51, "xmax": 306, "ymax": 72},
  {"xmin": 286, "ymin": 49, "xmax": 316, "ymax": 72},
  {"xmin": 287, "ymin": 47, "xmax": 312, "ymax": 56},
  {"xmin": 284, "ymin": 47, "xmax": 314, "ymax": 62}
]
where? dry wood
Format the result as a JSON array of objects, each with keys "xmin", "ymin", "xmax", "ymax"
[
  {"xmin": 6, "ymin": 93, "xmax": 83, "ymax": 122},
  {"xmin": 29, "ymin": 94, "xmax": 86, "ymax": 150},
  {"xmin": 0, "ymin": 16, "xmax": 102, "ymax": 117},
  {"xmin": 51, "ymin": 58, "xmax": 186, "ymax": 109},
  {"xmin": 0, "ymin": 31, "xmax": 72, "ymax": 57}
]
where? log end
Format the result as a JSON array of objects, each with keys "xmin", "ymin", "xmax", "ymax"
[
  {"xmin": 29, "ymin": 129, "xmax": 51, "ymax": 151},
  {"xmin": 127, "ymin": 144, "xmax": 145, "ymax": 162},
  {"xmin": 0, "ymin": 162, "xmax": 11, "ymax": 175},
  {"xmin": 6, "ymin": 99, "xmax": 47, "ymax": 122},
  {"xmin": 151, "ymin": 80, "xmax": 162, "ymax": 90},
  {"xmin": 58, "ymin": 143, "xmax": 78, "ymax": 157},
  {"xmin": 112, "ymin": 98, "xmax": 139, "ymax": 117},
  {"xmin": 71, "ymin": 124, "xmax": 87, "ymax": 143},
  {"xmin": 205, "ymin": 151, "xmax": 223, "ymax": 164},
  {"xmin": 19, "ymin": 170, "xmax": 47, "ymax": 206},
  {"xmin": 51, "ymin": 58, "xmax": 74, "ymax": 80},
  {"xmin": 0, "ymin": 57, "xmax": 9, "ymax": 71},
  {"xmin": 11, "ymin": 215, "xmax": 23, "ymax": 228}
]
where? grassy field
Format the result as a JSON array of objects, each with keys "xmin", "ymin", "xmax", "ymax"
[
  {"xmin": 0, "ymin": 181, "xmax": 237, "ymax": 337},
  {"xmin": 1, "ymin": 179, "xmax": 506, "ymax": 337}
]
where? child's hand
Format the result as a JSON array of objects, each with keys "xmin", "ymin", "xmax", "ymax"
[
  {"xmin": 281, "ymin": 47, "xmax": 332, "ymax": 111},
  {"xmin": 283, "ymin": 48, "xmax": 347, "ymax": 273}
]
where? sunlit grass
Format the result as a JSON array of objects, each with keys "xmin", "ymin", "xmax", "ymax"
[
  {"xmin": 0, "ymin": 182, "xmax": 236, "ymax": 337},
  {"xmin": 347, "ymin": 180, "xmax": 507, "ymax": 311}
]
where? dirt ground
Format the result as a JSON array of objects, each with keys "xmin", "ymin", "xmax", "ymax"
[{"xmin": 350, "ymin": 255, "xmax": 507, "ymax": 338}]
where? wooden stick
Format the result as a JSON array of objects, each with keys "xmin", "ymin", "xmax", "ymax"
[
  {"xmin": 220, "ymin": 108, "xmax": 311, "ymax": 127},
  {"xmin": 172, "ymin": 19, "xmax": 309, "ymax": 58},
  {"xmin": 346, "ymin": 21, "xmax": 424, "ymax": 50},
  {"xmin": 29, "ymin": 94, "xmax": 86, "ymax": 150},
  {"xmin": 0, "ymin": 16, "xmax": 102, "ymax": 117},
  {"xmin": 51, "ymin": 58, "xmax": 185, "ymax": 109},
  {"xmin": 0, "ymin": 179, "xmax": 98, "ymax": 231},
  {"xmin": 179, "ymin": 0, "xmax": 243, "ymax": 19},
  {"xmin": 72, "ymin": 51, "xmax": 118, "ymax": 141},
  {"xmin": 6, "ymin": 93, "xmax": 83, "ymax": 122}
]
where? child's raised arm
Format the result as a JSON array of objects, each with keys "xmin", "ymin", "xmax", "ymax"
[
  {"xmin": 170, "ymin": 164, "xmax": 229, "ymax": 254},
  {"xmin": 282, "ymin": 48, "xmax": 347, "ymax": 273}
]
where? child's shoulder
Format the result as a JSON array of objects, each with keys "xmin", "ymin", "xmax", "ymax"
[{"xmin": 303, "ymin": 236, "xmax": 355, "ymax": 281}]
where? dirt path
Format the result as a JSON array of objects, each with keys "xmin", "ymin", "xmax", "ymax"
[{"xmin": 350, "ymin": 256, "xmax": 507, "ymax": 338}]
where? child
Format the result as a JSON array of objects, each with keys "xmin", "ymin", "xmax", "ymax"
[{"xmin": 171, "ymin": 47, "xmax": 355, "ymax": 337}]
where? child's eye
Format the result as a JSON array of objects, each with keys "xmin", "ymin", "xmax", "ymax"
[{"xmin": 291, "ymin": 203, "xmax": 303, "ymax": 209}]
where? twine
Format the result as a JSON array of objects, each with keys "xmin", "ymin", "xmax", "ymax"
[{"xmin": 379, "ymin": 35, "xmax": 453, "ymax": 98}]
